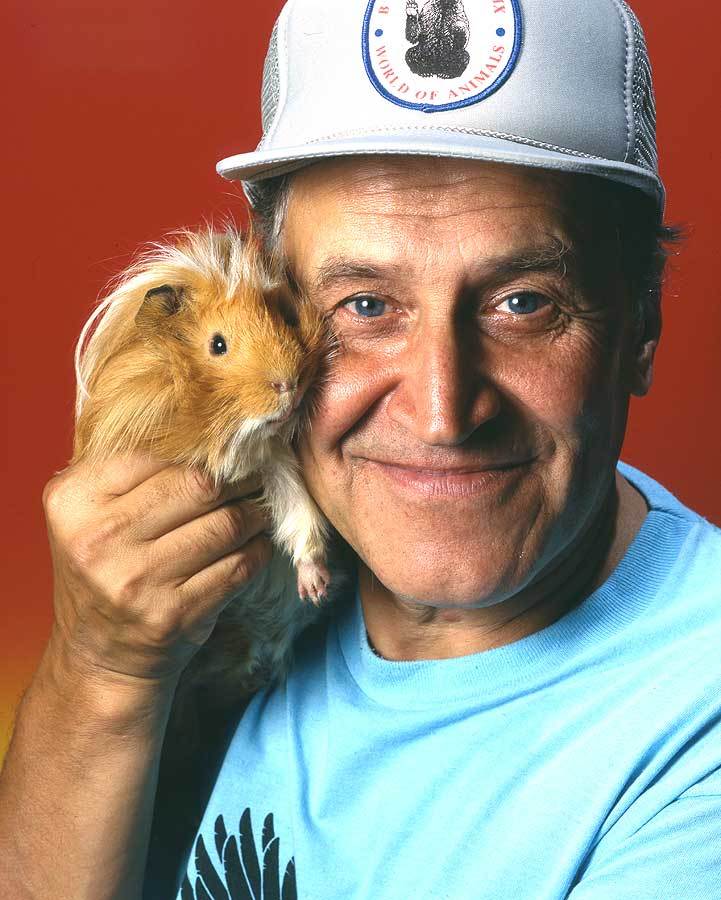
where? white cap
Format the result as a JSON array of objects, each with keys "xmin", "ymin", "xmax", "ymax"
[{"xmin": 217, "ymin": 0, "xmax": 664, "ymax": 215}]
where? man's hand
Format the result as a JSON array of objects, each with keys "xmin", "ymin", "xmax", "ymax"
[
  {"xmin": 42, "ymin": 451, "xmax": 273, "ymax": 686},
  {"xmin": 0, "ymin": 450, "xmax": 271, "ymax": 898}
]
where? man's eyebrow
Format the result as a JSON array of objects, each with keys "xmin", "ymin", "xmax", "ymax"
[
  {"xmin": 499, "ymin": 239, "xmax": 575, "ymax": 277},
  {"xmin": 312, "ymin": 259, "xmax": 407, "ymax": 291},
  {"xmin": 310, "ymin": 239, "xmax": 575, "ymax": 292}
]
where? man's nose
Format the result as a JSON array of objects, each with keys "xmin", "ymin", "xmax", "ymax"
[{"xmin": 385, "ymin": 314, "xmax": 501, "ymax": 446}]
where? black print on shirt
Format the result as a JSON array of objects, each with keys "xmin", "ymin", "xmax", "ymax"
[
  {"xmin": 180, "ymin": 808, "xmax": 297, "ymax": 900},
  {"xmin": 405, "ymin": 0, "xmax": 471, "ymax": 79}
]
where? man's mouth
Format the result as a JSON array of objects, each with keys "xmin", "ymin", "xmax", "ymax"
[
  {"xmin": 356, "ymin": 457, "xmax": 536, "ymax": 498},
  {"xmin": 359, "ymin": 456, "xmax": 536, "ymax": 473}
]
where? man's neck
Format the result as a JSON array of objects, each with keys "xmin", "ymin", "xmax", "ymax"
[{"xmin": 360, "ymin": 472, "xmax": 649, "ymax": 662}]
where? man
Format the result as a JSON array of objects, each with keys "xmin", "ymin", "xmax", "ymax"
[{"xmin": 1, "ymin": 1, "xmax": 720, "ymax": 899}]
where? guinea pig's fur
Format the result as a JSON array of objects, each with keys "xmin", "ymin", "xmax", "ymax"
[
  {"xmin": 74, "ymin": 227, "xmax": 324, "ymax": 485},
  {"xmin": 72, "ymin": 226, "xmax": 347, "ymax": 747}
]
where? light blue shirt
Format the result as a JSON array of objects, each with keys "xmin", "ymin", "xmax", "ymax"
[{"xmin": 175, "ymin": 462, "xmax": 721, "ymax": 899}]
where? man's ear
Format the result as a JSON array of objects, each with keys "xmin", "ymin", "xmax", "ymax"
[
  {"xmin": 631, "ymin": 339, "xmax": 658, "ymax": 397},
  {"xmin": 629, "ymin": 307, "xmax": 662, "ymax": 398},
  {"xmin": 134, "ymin": 284, "xmax": 183, "ymax": 329}
]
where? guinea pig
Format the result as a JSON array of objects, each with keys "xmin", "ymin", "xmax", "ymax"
[{"xmin": 71, "ymin": 225, "xmax": 339, "ymax": 714}]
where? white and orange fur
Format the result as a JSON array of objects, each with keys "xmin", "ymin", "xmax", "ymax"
[{"xmin": 71, "ymin": 225, "xmax": 340, "ymax": 732}]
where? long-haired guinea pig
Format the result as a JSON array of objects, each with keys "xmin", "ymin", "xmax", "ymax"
[{"xmin": 71, "ymin": 225, "xmax": 342, "ymax": 715}]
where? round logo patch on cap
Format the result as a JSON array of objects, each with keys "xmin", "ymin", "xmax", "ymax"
[{"xmin": 362, "ymin": 0, "xmax": 522, "ymax": 113}]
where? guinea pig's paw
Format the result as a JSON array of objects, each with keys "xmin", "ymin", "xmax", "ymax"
[{"xmin": 297, "ymin": 560, "xmax": 332, "ymax": 606}]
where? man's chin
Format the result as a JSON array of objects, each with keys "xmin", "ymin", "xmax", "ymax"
[{"xmin": 356, "ymin": 553, "xmax": 526, "ymax": 609}]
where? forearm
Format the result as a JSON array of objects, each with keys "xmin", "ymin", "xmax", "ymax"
[{"xmin": 0, "ymin": 628, "xmax": 179, "ymax": 900}]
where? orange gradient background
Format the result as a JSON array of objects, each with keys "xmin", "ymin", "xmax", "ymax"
[{"xmin": 2, "ymin": 0, "xmax": 720, "ymax": 760}]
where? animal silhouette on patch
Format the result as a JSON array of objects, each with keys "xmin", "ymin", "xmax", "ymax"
[{"xmin": 405, "ymin": 0, "xmax": 470, "ymax": 79}]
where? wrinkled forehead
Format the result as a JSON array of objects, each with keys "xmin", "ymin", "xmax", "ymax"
[
  {"xmin": 281, "ymin": 156, "xmax": 619, "ymax": 279},
  {"xmin": 288, "ymin": 155, "xmax": 574, "ymax": 204}
]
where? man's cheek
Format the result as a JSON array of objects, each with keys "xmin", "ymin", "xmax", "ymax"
[
  {"xmin": 522, "ymin": 338, "xmax": 610, "ymax": 426},
  {"xmin": 311, "ymin": 355, "xmax": 396, "ymax": 447}
]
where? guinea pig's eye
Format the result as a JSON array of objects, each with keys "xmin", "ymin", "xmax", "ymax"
[{"xmin": 210, "ymin": 334, "xmax": 228, "ymax": 356}]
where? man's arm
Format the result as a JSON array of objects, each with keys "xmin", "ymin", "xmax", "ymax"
[
  {"xmin": 0, "ymin": 633, "xmax": 178, "ymax": 899},
  {"xmin": 0, "ymin": 453, "xmax": 272, "ymax": 900}
]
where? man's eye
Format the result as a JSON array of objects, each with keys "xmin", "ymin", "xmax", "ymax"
[
  {"xmin": 342, "ymin": 294, "xmax": 387, "ymax": 318},
  {"xmin": 496, "ymin": 292, "xmax": 550, "ymax": 315}
]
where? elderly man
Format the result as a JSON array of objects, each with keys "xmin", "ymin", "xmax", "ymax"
[{"xmin": 2, "ymin": 1, "xmax": 720, "ymax": 899}]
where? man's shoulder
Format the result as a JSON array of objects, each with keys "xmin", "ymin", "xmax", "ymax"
[
  {"xmin": 612, "ymin": 462, "xmax": 721, "ymax": 682},
  {"xmin": 618, "ymin": 460, "xmax": 719, "ymax": 527},
  {"xmin": 618, "ymin": 459, "xmax": 721, "ymax": 563}
]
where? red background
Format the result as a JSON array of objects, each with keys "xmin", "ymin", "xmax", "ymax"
[{"xmin": 2, "ymin": 0, "xmax": 720, "ymax": 755}]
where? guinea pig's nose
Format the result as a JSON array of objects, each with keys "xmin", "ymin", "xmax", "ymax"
[{"xmin": 271, "ymin": 379, "xmax": 298, "ymax": 395}]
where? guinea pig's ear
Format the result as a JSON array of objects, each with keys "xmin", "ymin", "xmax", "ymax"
[{"xmin": 134, "ymin": 284, "xmax": 183, "ymax": 329}]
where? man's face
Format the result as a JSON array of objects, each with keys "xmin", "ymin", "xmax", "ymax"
[{"xmin": 286, "ymin": 157, "xmax": 651, "ymax": 607}]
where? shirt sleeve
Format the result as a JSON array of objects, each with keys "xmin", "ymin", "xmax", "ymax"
[{"xmin": 568, "ymin": 779, "xmax": 721, "ymax": 899}]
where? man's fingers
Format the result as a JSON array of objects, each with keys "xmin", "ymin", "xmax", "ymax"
[
  {"xmin": 178, "ymin": 532, "xmax": 274, "ymax": 613},
  {"xmin": 43, "ymin": 452, "xmax": 175, "ymax": 538},
  {"xmin": 114, "ymin": 464, "xmax": 265, "ymax": 541},
  {"xmin": 152, "ymin": 497, "xmax": 272, "ymax": 581},
  {"xmin": 83, "ymin": 451, "xmax": 173, "ymax": 498}
]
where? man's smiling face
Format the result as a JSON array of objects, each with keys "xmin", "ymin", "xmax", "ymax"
[{"xmin": 286, "ymin": 156, "xmax": 653, "ymax": 608}]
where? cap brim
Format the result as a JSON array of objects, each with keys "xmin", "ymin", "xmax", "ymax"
[{"xmin": 217, "ymin": 132, "xmax": 665, "ymax": 213}]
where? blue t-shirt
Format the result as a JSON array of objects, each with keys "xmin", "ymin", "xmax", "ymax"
[{"xmin": 174, "ymin": 462, "xmax": 721, "ymax": 900}]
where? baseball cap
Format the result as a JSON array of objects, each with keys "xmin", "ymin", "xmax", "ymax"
[{"xmin": 217, "ymin": 0, "xmax": 664, "ymax": 215}]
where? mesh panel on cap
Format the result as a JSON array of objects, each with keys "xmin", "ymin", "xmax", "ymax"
[
  {"xmin": 260, "ymin": 19, "xmax": 281, "ymax": 143},
  {"xmin": 622, "ymin": 2, "xmax": 659, "ymax": 173}
]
